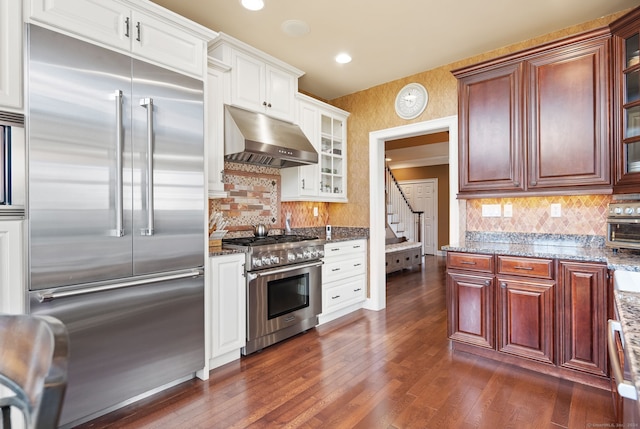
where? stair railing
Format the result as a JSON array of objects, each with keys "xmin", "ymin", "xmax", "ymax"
[{"xmin": 385, "ymin": 166, "xmax": 423, "ymax": 243}]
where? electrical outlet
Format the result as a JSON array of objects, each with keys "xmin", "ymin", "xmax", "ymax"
[
  {"xmin": 550, "ymin": 203, "xmax": 561, "ymax": 218},
  {"xmin": 313, "ymin": 207, "xmax": 318, "ymax": 217},
  {"xmin": 503, "ymin": 204, "xmax": 513, "ymax": 218},
  {"xmin": 481, "ymin": 204, "xmax": 501, "ymax": 217}
]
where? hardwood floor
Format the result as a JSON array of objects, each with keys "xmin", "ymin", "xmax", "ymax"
[{"xmin": 77, "ymin": 256, "xmax": 616, "ymax": 429}]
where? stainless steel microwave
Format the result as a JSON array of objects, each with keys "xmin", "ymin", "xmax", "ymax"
[
  {"xmin": 0, "ymin": 111, "xmax": 25, "ymax": 218},
  {"xmin": 607, "ymin": 202, "xmax": 640, "ymax": 250}
]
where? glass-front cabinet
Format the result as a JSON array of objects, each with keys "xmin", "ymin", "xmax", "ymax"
[
  {"xmin": 320, "ymin": 114, "xmax": 345, "ymax": 197},
  {"xmin": 281, "ymin": 93, "xmax": 349, "ymax": 202},
  {"xmin": 612, "ymin": 8, "xmax": 640, "ymax": 193}
]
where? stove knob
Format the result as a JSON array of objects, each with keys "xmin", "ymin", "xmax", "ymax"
[
  {"xmin": 303, "ymin": 250, "xmax": 311, "ymax": 259},
  {"xmin": 626, "ymin": 207, "xmax": 635, "ymax": 215},
  {"xmin": 296, "ymin": 252, "xmax": 303, "ymax": 260},
  {"xmin": 310, "ymin": 250, "xmax": 318, "ymax": 258},
  {"xmin": 615, "ymin": 207, "xmax": 623, "ymax": 214},
  {"xmin": 261, "ymin": 256, "xmax": 271, "ymax": 266},
  {"xmin": 288, "ymin": 252, "xmax": 296, "ymax": 262},
  {"xmin": 252, "ymin": 257, "xmax": 262, "ymax": 267},
  {"xmin": 318, "ymin": 249, "xmax": 325, "ymax": 258},
  {"xmin": 271, "ymin": 255, "xmax": 280, "ymax": 264}
]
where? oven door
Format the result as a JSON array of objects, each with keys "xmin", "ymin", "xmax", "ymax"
[
  {"xmin": 246, "ymin": 260, "xmax": 322, "ymax": 347},
  {"xmin": 607, "ymin": 219, "xmax": 640, "ymax": 250}
]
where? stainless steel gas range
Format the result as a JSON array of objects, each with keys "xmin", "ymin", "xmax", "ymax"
[{"xmin": 222, "ymin": 235, "xmax": 324, "ymax": 355}]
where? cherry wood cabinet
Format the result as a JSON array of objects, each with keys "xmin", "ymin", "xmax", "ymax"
[
  {"xmin": 558, "ymin": 261, "xmax": 608, "ymax": 377},
  {"xmin": 446, "ymin": 251, "xmax": 611, "ymax": 388},
  {"xmin": 453, "ymin": 28, "xmax": 611, "ymax": 197},
  {"xmin": 611, "ymin": 7, "xmax": 640, "ymax": 193},
  {"xmin": 497, "ymin": 276, "xmax": 555, "ymax": 365}
]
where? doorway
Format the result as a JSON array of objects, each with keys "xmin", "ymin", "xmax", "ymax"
[
  {"xmin": 365, "ymin": 116, "xmax": 458, "ymax": 312},
  {"xmin": 398, "ymin": 178, "xmax": 438, "ymax": 256}
]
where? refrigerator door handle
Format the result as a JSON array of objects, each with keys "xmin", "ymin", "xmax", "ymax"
[
  {"xmin": 36, "ymin": 268, "xmax": 204, "ymax": 302},
  {"xmin": 140, "ymin": 97, "xmax": 154, "ymax": 236},
  {"xmin": 113, "ymin": 90, "xmax": 124, "ymax": 237}
]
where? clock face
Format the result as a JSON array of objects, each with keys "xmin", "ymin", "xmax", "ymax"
[{"xmin": 395, "ymin": 83, "xmax": 428, "ymax": 119}]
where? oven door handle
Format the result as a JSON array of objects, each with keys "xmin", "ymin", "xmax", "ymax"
[
  {"xmin": 248, "ymin": 260, "xmax": 324, "ymax": 280},
  {"xmin": 608, "ymin": 319, "xmax": 638, "ymax": 400}
]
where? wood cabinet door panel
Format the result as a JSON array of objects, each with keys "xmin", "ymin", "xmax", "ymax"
[
  {"xmin": 558, "ymin": 261, "xmax": 608, "ymax": 376},
  {"xmin": 498, "ymin": 277, "xmax": 555, "ymax": 364},
  {"xmin": 527, "ymin": 37, "xmax": 610, "ymax": 189},
  {"xmin": 458, "ymin": 62, "xmax": 524, "ymax": 193},
  {"xmin": 447, "ymin": 272, "xmax": 494, "ymax": 349}
]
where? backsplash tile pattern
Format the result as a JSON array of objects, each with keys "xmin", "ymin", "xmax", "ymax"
[
  {"xmin": 466, "ymin": 195, "xmax": 612, "ymax": 236},
  {"xmin": 209, "ymin": 162, "xmax": 280, "ymax": 234},
  {"xmin": 281, "ymin": 201, "xmax": 330, "ymax": 229}
]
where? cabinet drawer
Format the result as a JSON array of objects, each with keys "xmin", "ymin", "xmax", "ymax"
[
  {"xmin": 323, "ymin": 275, "xmax": 366, "ymax": 313},
  {"xmin": 447, "ymin": 252, "xmax": 494, "ymax": 273},
  {"xmin": 324, "ymin": 239, "xmax": 366, "ymax": 258},
  {"xmin": 497, "ymin": 256, "xmax": 554, "ymax": 279},
  {"xmin": 323, "ymin": 254, "xmax": 366, "ymax": 283}
]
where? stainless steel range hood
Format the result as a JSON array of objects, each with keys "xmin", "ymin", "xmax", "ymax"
[{"xmin": 224, "ymin": 105, "xmax": 318, "ymax": 168}]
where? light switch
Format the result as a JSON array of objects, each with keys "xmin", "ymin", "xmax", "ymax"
[
  {"xmin": 551, "ymin": 203, "xmax": 561, "ymax": 218},
  {"xmin": 481, "ymin": 204, "xmax": 501, "ymax": 217},
  {"xmin": 313, "ymin": 207, "xmax": 318, "ymax": 217},
  {"xmin": 503, "ymin": 204, "xmax": 513, "ymax": 217}
]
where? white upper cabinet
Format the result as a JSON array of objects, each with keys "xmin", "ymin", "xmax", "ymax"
[
  {"xmin": 0, "ymin": 0, "xmax": 23, "ymax": 111},
  {"xmin": 209, "ymin": 32, "xmax": 302, "ymax": 122},
  {"xmin": 282, "ymin": 93, "xmax": 350, "ymax": 202},
  {"xmin": 26, "ymin": 0, "xmax": 217, "ymax": 79},
  {"xmin": 206, "ymin": 58, "xmax": 231, "ymax": 197}
]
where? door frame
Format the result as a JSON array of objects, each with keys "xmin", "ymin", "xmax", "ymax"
[
  {"xmin": 398, "ymin": 178, "xmax": 438, "ymax": 256},
  {"xmin": 365, "ymin": 116, "xmax": 458, "ymax": 312}
]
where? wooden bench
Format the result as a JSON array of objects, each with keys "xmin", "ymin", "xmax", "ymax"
[{"xmin": 385, "ymin": 239, "xmax": 422, "ymax": 274}]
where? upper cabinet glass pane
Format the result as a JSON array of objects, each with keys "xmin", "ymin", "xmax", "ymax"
[
  {"xmin": 627, "ymin": 69, "xmax": 640, "ymax": 104},
  {"xmin": 625, "ymin": 34, "xmax": 639, "ymax": 69}
]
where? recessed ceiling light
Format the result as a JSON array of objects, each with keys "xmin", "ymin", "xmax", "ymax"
[
  {"xmin": 281, "ymin": 20, "xmax": 310, "ymax": 37},
  {"xmin": 241, "ymin": 0, "xmax": 264, "ymax": 11},
  {"xmin": 335, "ymin": 53, "xmax": 352, "ymax": 64}
]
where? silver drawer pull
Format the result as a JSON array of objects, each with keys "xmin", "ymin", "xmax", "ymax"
[
  {"xmin": 353, "ymin": 263, "xmax": 362, "ymax": 267},
  {"xmin": 332, "ymin": 295, "xmax": 340, "ymax": 300},
  {"xmin": 332, "ymin": 268, "xmax": 340, "ymax": 272},
  {"xmin": 461, "ymin": 261, "xmax": 476, "ymax": 265},
  {"xmin": 514, "ymin": 266, "xmax": 534, "ymax": 271}
]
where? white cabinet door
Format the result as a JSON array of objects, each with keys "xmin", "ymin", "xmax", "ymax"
[
  {"xmin": 265, "ymin": 64, "xmax": 295, "ymax": 121},
  {"xmin": 231, "ymin": 50, "xmax": 295, "ymax": 121},
  {"xmin": 0, "ymin": 220, "xmax": 24, "ymax": 314},
  {"xmin": 209, "ymin": 253, "xmax": 245, "ymax": 361},
  {"xmin": 28, "ymin": 0, "xmax": 130, "ymax": 51},
  {"xmin": 130, "ymin": 9, "xmax": 205, "ymax": 78},
  {"xmin": 0, "ymin": 0, "xmax": 23, "ymax": 110},
  {"xmin": 232, "ymin": 51, "xmax": 265, "ymax": 113},
  {"xmin": 206, "ymin": 64, "xmax": 228, "ymax": 197},
  {"xmin": 281, "ymin": 98, "xmax": 319, "ymax": 199},
  {"xmin": 28, "ymin": 0, "xmax": 210, "ymax": 78}
]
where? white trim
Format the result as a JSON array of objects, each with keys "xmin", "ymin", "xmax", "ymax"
[{"xmin": 366, "ymin": 116, "xmax": 458, "ymax": 311}]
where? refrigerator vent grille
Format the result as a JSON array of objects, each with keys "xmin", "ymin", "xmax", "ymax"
[{"xmin": 0, "ymin": 111, "xmax": 24, "ymax": 127}]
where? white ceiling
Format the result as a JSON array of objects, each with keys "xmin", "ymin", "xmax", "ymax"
[{"xmin": 152, "ymin": 0, "xmax": 638, "ymax": 100}]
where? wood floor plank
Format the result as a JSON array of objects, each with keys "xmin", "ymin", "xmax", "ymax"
[{"xmin": 76, "ymin": 256, "xmax": 616, "ymax": 429}]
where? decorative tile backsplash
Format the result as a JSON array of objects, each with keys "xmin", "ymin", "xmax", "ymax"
[
  {"xmin": 209, "ymin": 162, "xmax": 280, "ymax": 234},
  {"xmin": 465, "ymin": 195, "xmax": 611, "ymax": 236}
]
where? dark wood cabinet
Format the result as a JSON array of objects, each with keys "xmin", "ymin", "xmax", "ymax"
[
  {"xmin": 447, "ymin": 272, "xmax": 494, "ymax": 349},
  {"xmin": 611, "ymin": 7, "xmax": 640, "ymax": 193},
  {"xmin": 453, "ymin": 28, "xmax": 611, "ymax": 197},
  {"xmin": 558, "ymin": 261, "xmax": 608, "ymax": 376},
  {"xmin": 457, "ymin": 63, "xmax": 524, "ymax": 193},
  {"xmin": 446, "ymin": 252, "xmax": 495, "ymax": 348},
  {"xmin": 497, "ymin": 277, "xmax": 555, "ymax": 364},
  {"xmin": 446, "ymin": 251, "xmax": 611, "ymax": 389}
]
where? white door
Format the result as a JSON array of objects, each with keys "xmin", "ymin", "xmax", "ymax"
[{"xmin": 399, "ymin": 179, "xmax": 437, "ymax": 255}]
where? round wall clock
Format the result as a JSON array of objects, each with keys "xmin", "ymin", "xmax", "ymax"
[{"xmin": 394, "ymin": 83, "xmax": 428, "ymax": 120}]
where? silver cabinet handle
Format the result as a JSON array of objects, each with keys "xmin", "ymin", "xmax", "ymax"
[
  {"xmin": 140, "ymin": 98, "xmax": 154, "ymax": 236},
  {"xmin": 514, "ymin": 266, "xmax": 534, "ymax": 271},
  {"xmin": 608, "ymin": 319, "xmax": 638, "ymax": 400},
  {"xmin": 113, "ymin": 90, "xmax": 124, "ymax": 237},
  {"xmin": 136, "ymin": 21, "xmax": 141, "ymax": 42},
  {"xmin": 124, "ymin": 17, "xmax": 130, "ymax": 38},
  {"xmin": 302, "ymin": 178, "xmax": 305, "ymax": 189}
]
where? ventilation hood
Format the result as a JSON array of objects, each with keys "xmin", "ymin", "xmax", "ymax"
[{"xmin": 224, "ymin": 105, "xmax": 318, "ymax": 168}]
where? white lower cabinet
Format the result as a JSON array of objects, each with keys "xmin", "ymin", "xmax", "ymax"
[
  {"xmin": 0, "ymin": 0, "xmax": 23, "ymax": 111},
  {"xmin": 0, "ymin": 220, "xmax": 25, "ymax": 314},
  {"xmin": 319, "ymin": 239, "xmax": 367, "ymax": 325},
  {"xmin": 208, "ymin": 253, "xmax": 245, "ymax": 369}
]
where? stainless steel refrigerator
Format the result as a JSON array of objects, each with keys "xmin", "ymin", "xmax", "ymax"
[{"xmin": 26, "ymin": 25, "xmax": 205, "ymax": 427}]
